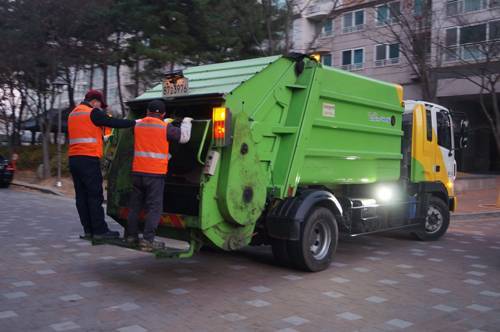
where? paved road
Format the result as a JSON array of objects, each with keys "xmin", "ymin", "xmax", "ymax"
[{"xmin": 0, "ymin": 189, "xmax": 499, "ymax": 332}]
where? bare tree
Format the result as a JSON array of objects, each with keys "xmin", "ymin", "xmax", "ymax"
[{"xmin": 364, "ymin": 0, "xmax": 443, "ymax": 101}]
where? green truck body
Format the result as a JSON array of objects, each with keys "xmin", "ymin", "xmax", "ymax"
[{"xmin": 106, "ymin": 55, "xmax": 456, "ymax": 271}]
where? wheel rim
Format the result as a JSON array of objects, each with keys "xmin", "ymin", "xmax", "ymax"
[
  {"xmin": 309, "ymin": 219, "xmax": 331, "ymax": 260},
  {"xmin": 425, "ymin": 205, "xmax": 443, "ymax": 234}
]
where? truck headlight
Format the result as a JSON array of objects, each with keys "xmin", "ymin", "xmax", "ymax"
[{"xmin": 376, "ymin": 186, "xmax": 393, "ymax": 203}]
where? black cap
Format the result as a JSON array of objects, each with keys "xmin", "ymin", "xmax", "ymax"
[{"xmin": 147, "ymin": 100, "xmax": 166, "ymax": 114}]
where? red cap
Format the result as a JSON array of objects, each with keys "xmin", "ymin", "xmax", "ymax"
[{"xmin": 84, "ymin": 89, "xmax": 107, "ymax": 108}]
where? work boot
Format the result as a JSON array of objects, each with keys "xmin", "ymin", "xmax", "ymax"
[
  {"xmin": 79, "ymin": 233, "xmax": 92, "ymax": 240},
  {"xmin": 140, "ymin": 239, "xmax": 165, "ymax": 252},
  {"xmin": 125, "ymin": 235, "xmax": 139, "ymax": 247},
  {"xmin": 93, "ymin": 230, "xmax": 120, "ymax": 240}
]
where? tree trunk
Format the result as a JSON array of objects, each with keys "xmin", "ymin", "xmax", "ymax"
[
  {"xmin": 41, "ymin": 120, "xmax": 51, "ymax": 179},
  {"xmin": 134, "ymin": 60, "xmax": 140, "ymax": 97},
  {"xmin": 264, "ymin": 0, "xmax": 274, "ymax": 55},
  {"xmin": 16, "ymin": 92, "xmax": 27, "ymax": 147},
  {"xmin": 65, "ymin": 67, "xmax": 76, "ymax": 110},
  {"xmin": 116, "ymin": 61, "xmax": 126, "ymax": 117},
  {"xmin": 102, "ymin": 64, "xmax": 108, "ymax": 104},
  {"xmin": 89, "ymin": 65, "xmax": 94, "ymax": 89}
]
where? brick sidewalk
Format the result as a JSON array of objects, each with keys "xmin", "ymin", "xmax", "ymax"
[
  {"xmin": 455, "ymin": 189, "xmax": 500, "ymax": 214},
  {"xmin": 1, "ymin": 189, "xmax": 500, "ymax": 331}
]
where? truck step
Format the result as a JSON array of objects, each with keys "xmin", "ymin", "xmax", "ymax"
[{"xmin": 87, "ymin": 237, "xmax": 193, "ymax": 259}]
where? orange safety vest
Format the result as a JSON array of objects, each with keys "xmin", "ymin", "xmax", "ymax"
[
  {"xmin": 132, "ymin": 117, "xmax": 169, "ymax": 175},
  {"xmin": 68, "ymin": 104, "xmax": 104, "ymax": 158}
]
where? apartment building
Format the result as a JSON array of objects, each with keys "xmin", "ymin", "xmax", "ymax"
[{"xmin": 292, "ymin": 0, "xmax": 500, "ymax": 172}]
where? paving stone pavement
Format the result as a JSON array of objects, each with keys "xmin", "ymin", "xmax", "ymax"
[{"xmin": 0, "ymin": 189, "xmax": 499, "ymax": 332}]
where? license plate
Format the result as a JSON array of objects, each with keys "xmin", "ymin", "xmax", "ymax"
[{"xmin": 163, "ymin": 72, "xmax": 189, "ymax": 97}]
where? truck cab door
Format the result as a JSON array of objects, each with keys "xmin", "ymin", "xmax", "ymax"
[{"xmin": 435, "ymin": 109, "xmax": 456, "ymax": 181}]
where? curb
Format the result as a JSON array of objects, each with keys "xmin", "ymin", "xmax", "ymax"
[
  {"xmin": 452, "ymin": 210, "xmax": 500, "ymax": 221},
  {"xmin": 12, "ymin": 180, "xmax": 64, "ymax": 196}
]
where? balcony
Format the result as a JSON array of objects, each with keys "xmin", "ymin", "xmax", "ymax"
[{"xmin": 304, "ymin": 1, "xmax": 335, "ymax": 20}]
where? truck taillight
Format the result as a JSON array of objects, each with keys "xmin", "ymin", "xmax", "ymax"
[{"xmin": 212, "ymin": 107, "xmax": 232, "ymax": 147}]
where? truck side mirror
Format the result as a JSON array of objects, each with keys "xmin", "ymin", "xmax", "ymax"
[{"xmin": 459, "ymin": 119, "xmax": 469, "ymax": 149}]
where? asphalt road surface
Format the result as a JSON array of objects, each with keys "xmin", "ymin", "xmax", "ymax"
[{"xmin": 0, "ymin": 188, "xmax": 499, "ymax": 332}]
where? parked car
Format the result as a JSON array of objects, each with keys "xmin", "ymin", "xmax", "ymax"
[{"xmin": 0, "ymin": 155, "xmax": 15, "ymax": 188}]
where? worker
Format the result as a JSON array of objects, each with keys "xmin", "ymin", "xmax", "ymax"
[
  {"xmin": 68, "ymin": 89, "xmax": 135, "ymax": 240},
  {"xmin": 126, "ymin": 100, "xmax": 192, "ymax": 251}
]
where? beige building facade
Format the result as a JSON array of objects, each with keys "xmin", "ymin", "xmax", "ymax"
[{"xmin": 292, "ymin": 0, "xmax": 500, "ymax": 172}]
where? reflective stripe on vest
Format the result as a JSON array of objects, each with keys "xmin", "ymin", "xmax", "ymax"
[
  {"xmin": 68, "ymin": 104, "xmax": 104, "ymax": 158},
  {"xmin": 134, "ymin": 151, "xmax": 168, "ymax": 159},
  {"xmin": 135, "ymin": 123, "xmax": 165, "ymax": 129},
  {"xmin": 69, "ymin": 138, "xmax": 98, "ymax": 144},
  {"xmin": 132, "ymin": 117, "xmax": 169, "ymax": 175}
]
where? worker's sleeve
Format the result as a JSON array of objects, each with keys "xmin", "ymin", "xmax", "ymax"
[
  {"xmin": 167, "ymin": 124, "xmax": 181, "ymax": 142},
  {"xmin": 90, "ymin": 109, "xmax": 135, "ymax": 128}
]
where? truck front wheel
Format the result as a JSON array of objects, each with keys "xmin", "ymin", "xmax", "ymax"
[
  {"xmin": 414, "ymin": 196, "xmax": 450, "ymax": 241},
  {"xmin": 287, "ymin": 207, "xmax": 338, "ymax": 272}
]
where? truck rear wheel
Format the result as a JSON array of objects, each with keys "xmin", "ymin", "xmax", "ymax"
[
  {"xmin": 287, "ymin": 207, "xmax": 338, "ymax": 272},
  {"xmin": 414, "ymin": 196, "xmax": 450, "ymax": 241}
]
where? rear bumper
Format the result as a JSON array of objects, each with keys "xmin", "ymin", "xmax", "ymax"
[{"xmin": 0, "ymin": 170, "xmax": 14, "ymax": 184}]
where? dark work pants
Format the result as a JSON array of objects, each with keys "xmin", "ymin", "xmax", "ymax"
[
  {"xmin": 127, "ymin": 175, "xmax": 165, "ymax": 241},
  {"xmin": 69, "ymin": 156, "xmax": 108, "ymax": 235}
]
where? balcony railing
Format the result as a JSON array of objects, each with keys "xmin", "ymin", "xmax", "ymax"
[
  {"xmin": 375, "ymin": 57, "xmax": 400, "ymax": 67},
  {"xmin": 342, "ymin": 24, "xmax": 365, "ymax": 34},
  {"xmin": 341, "ymin": 63, "xmax": 364, "ymax": 71},
  {"xmin": 446, "ymin": 0, "xmax": 488, "ymax": 16},
  {"xmin": 444, "ymin": 42, "xmax": 500, "ymax": 62},
  {"xmin": 375, "ymin": 17, "xmax": 399, "ymax": 27},
  {"xmin": 320, "ymin": 30, "xmax": 335, "ymax": 38}
]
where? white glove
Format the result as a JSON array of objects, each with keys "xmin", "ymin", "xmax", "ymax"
[{"xmin": 179, "ymin": 118, "xmax": 192, "ymax": 144}]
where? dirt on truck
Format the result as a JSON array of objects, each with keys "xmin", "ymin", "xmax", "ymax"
[{"xmin": 101, "ymin": 54, "xmax": 465, "ymax": 271}]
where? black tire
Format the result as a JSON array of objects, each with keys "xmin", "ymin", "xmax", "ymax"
[
  {"xmin": 0, "ymin": 182, "xmax": 10, "ymax": 189},
  {"xmin": 414, "ymin": 196, "xmax": 450, "ymax": 241},
  {"xmin": 287, "ymin": 207, "xmax": 338, "ymax": 272},
  {"xmin": 271, "ymin": 238, "xmax": 291, "ymax": 267}
]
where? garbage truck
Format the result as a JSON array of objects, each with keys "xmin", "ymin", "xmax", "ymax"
[{"xmin": 103, "ymin": 54, "xmax": 465, "ymax": 272}]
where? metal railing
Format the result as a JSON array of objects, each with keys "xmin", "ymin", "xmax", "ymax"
[
  {"xmin": 340, "ymin": 63, "xmax": 364, "ymax": 71},
  {"xmin": 342, "ymin": 24, "xmax": 365, "ymax": 34},
  {"xmin": 374, "ymin": 57, "xmax": 400, "ymax": 67},
  {"xmin": 446, "ymin": 0, "xmax": 488, "ymax": 16},
  {"xmin": 444, "ymin": 42, "xmax": 500, "ymax": 62}
]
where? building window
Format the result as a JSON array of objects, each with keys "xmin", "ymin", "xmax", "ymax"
[
  {"xmin": 375, "ymin": 43, "xmax": 400, "ymax": 66},
  {"xmin": 414, "ymin": 0, "xmax": 424, "ymax": 15},
  {"xmin": 341, "ymin": 48, "xmax": 364, "ymax": 70},
  {"xmin": 320, "ymin": 19, "xmax": 334, "ymax": 37},
  {"xmin": 444, "ymin": 22, "xmax": 498, "ymax": 61},
  {"xmin": 321, "ymin": 54, "xmax": 332, "ymax": 66},
  {"xmin": 342, "ymin": 10, "xmax": 365, "ymax": 33},
  {"xmin": 446, "ymin": 0, "xmax": 487, "ymax": 16},
  {"xmin": 490, "ymin": 20, "xmax": 500, "ymax": 40},
  {"xmin": 376, "ymin": 2, "xmax": 400, "ymax": 26}
]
